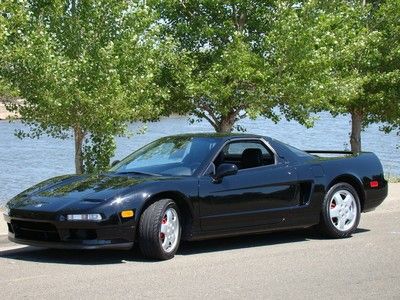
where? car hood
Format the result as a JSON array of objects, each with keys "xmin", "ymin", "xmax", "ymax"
[{"xmin": 6, "ymin": 173, "xmax": 167, "ymax": 212}]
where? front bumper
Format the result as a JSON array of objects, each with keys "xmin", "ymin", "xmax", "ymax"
[{"xmin": 3, "ymin": 213, "xmax": 135, "ymax": 250}]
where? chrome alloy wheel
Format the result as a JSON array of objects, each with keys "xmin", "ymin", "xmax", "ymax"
[
  {"xmin": 329, "ymin": 190, "xmax": 357, "ymax": 231},
  {"xmin": 159, "ymin": 208, "xmax": 180, "ymax": 253}
]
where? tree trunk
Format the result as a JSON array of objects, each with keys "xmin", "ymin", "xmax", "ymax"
[
  {"xmin": 350, "ymin": 109, "xmax": 363, "ymax": 153},
  {"xmin": 215, "ymin": 113, "xmax": 237, "ymax": 133},
  {"xmin": 198, "ymin": 104, "xmax": 240, "ymax": 133},
  {"xmin": 216, "ymin": 119, "xmax": 234, "ymax": 133},
  {"xmin": 73, "ymin": 126, "xmax": 85, "ymax": 174}
]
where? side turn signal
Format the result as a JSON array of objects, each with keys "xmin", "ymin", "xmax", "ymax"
[{"xmin": 121, "ymin": 210, "xmax": 134, "ymax": 218}]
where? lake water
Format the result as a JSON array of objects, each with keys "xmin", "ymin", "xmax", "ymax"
[{"xmin": 0, "ymin": 113, "xmax": 399, "ymax": 206}]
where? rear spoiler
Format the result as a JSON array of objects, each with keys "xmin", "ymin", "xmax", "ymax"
[{"xmin": 305, "ymin": 150, "xmax": 355, "ymax": 155}]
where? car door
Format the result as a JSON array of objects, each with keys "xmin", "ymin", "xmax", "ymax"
[{"xmin": 198, "ymin": 139, "xmax": 299, "ymax": 231}]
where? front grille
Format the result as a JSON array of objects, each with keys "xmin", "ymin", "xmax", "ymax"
[
  {"xmin": 11, "ymin": 220, "xmax": 60, "ymax": 242},
  {"xmin": 68, "ymin": 229, "xmax": 97, "ymax": 240}
]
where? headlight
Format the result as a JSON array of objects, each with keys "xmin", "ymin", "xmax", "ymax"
[{"xmin": 66, "ymin": 214, "xmax": 102, "ymax": 221}]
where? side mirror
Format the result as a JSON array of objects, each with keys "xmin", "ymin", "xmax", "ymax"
[
  {"xmin": 213, "ymin": 163, "xmax": 238, "ymax": 182},
  {"xmin": 111, "ymin": 160, "xmax": 120, "ymax": 167}
]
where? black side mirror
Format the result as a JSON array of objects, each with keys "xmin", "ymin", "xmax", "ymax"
[
  {"xmin": 213, "ymin": 163, "xmax": 238, "ymax": 182},
  {"xmin": 111, "ymin": 160, "xmax": 120, "ymax": 167}
]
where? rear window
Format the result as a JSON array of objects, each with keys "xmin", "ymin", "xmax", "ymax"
[{"xmin": 285, "ymin": 144, "xmax": 312, "ymax": 157}]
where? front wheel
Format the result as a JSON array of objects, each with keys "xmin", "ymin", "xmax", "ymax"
[
  {"xmin": 318, "ymin": 183, "xmax": 361, "ymax": 238},
  {"xmin": 138, "ymin": 199, "xmax": 181, "ymax": 260}
]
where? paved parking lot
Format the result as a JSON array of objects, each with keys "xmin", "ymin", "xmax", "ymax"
[{"xmin": 0, "ymin": 184, "xmax": 399, "ymax": 299}]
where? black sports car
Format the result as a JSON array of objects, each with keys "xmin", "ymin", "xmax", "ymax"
[{"xmin": 3, "ymin": 133, "xmax": 388, "ymax": 260}]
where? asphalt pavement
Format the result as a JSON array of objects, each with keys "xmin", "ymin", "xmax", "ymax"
[{"xmin": 0, "ymin": 184, "xmax": 399, "ymax": 299}]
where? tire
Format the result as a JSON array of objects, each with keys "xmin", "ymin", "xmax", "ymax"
[
  {"xmin": 138, "ymin": 199, "xmax": 181, "ymax": 260},
  {"xmin": 318, "ymin": 182, "xmax": 361, "ymax": 238}
]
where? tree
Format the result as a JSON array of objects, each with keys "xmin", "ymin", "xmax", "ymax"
[
  {"xmin": 154, "ymin": 0, "xmax": 400, "ymax": 152},
  {"xmin": 369, "ymin": 0, "xmax": 400, "ymax": 146},
  {"xmin": 281, "ymin": 0, "xmax": 400, "ymax": 152},
  {"xmin": 150, "ymin": 0, "xmax": 334, "ymax": 132},
  {"xmin": 0, "ymin": 0, "xmax": 25, "ymax": 98},
  {"xmin": 328, "ymin": 0, "xmax": 400, "ymax": 152},
  {"xmin": 2, "ymin": 0, "xmax": 172, "ymax": 173}
]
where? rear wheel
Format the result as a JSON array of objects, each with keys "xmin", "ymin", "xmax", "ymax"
[
  {"xmin": 318, "ymin": 183, "xmax": 361, "ymax": 238},
  {"xmin": 138, "ymin": 199, "xmax": 181, "ymax": 260}
]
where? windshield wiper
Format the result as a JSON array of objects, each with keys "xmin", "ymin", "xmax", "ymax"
[{"xmin": 117, "ymin": 171, "xmax": 161, "ymax": 177}]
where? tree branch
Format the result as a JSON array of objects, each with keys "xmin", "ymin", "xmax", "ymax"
[
  {"xmin": 180, "ymin": 0, "xmax": 194, "ymax": 17},
  {"xmin": 238, "ymin": 12, "xmax": 246, "ymax": 32},
  {"xmin": 201, "ymin": 113, "xmax": 218, "ymax": 131},
  {"xmin": 198, "ymin": 101, "xmax": 219, "ymax": 125},
  {"xmin": 238, "ymin": 111, "xmax": 247, "ymax": 120},
  {"xmin": 232, "ymin": 2, "xmax": 239, "ymax": 30},
  {"xmin": 231, "ymin": 2, "xmax": 246, "ymax": 32}
]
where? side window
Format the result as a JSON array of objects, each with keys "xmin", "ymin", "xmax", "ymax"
[
  {"xmin": 213, "ymin": 140, "xmax": 275, "ymax": 170},
  {"xmin": 226, "ymin": 142, "xmax": 269, "ymax": 156}
]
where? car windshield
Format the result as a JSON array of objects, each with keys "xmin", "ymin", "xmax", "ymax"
[{"xmin": 110, "ymin": 136, "xmax": 219, "ymax": 176}]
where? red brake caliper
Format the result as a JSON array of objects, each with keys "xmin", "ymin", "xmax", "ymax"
[{"xmin": 160, "ymin": 215, "xmax": 167, "ymax": 241}]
